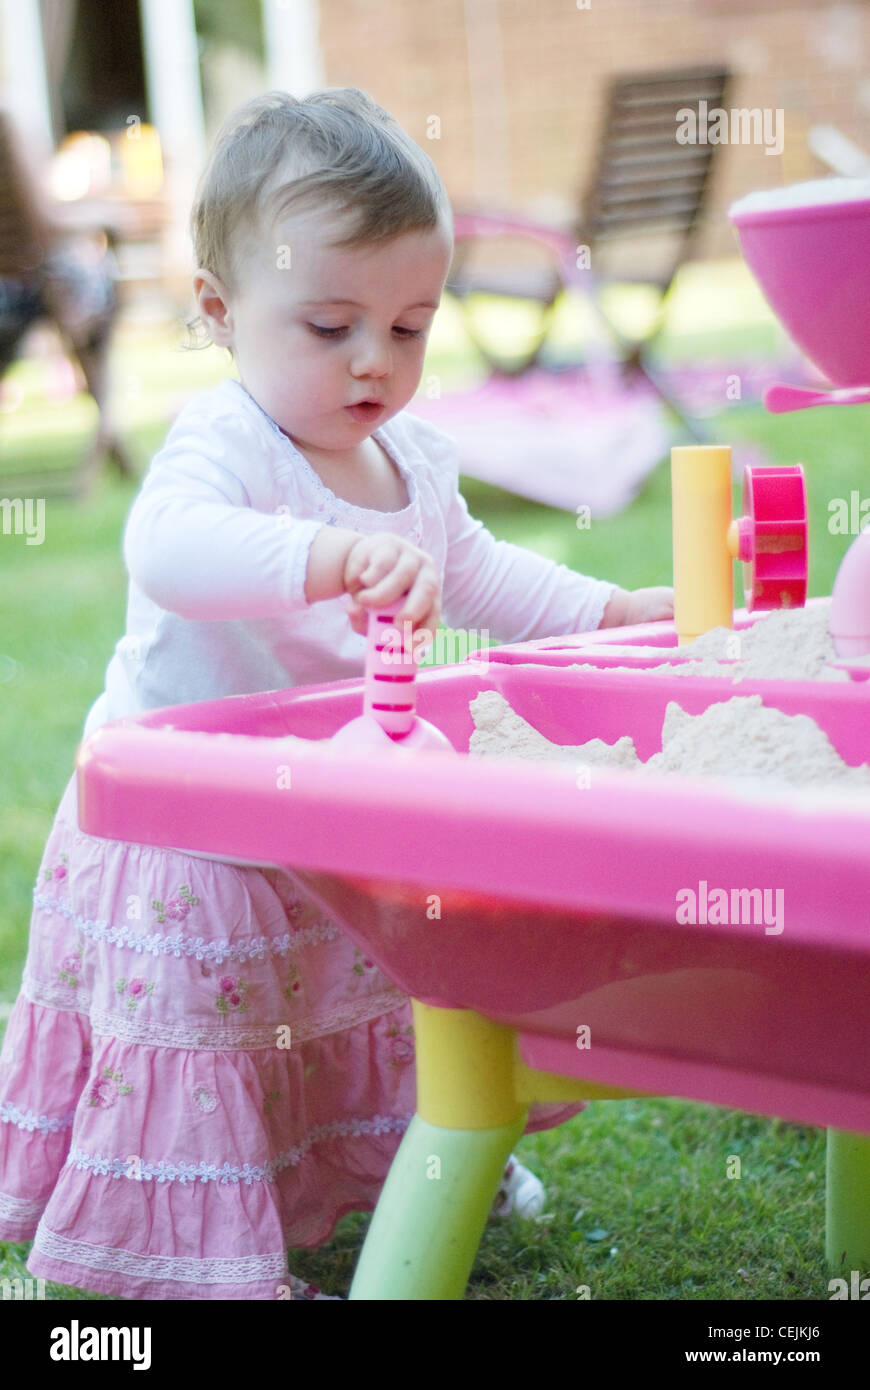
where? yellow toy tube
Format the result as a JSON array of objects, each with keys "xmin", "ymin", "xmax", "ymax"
[{"xmin": 671, "ymin": 445, "xmax": 734, "ymax": 646}]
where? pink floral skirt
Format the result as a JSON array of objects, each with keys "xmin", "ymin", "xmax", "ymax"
[{"xmin": 0, "ymin": 769, "xmax": 583, "ymax": 1300}]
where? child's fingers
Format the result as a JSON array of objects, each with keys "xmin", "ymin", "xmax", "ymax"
[
  {"xmin": 355, "ymin": 555, "xmax": 420, "ymax": 608},
  {"xmin": 393, "ymin": 566, "xmax": 440, "ymax": 626},
  {"xmin": 346, "ymin": 596, "xmax": 440, "ymax": 645},
  {"xmin": 346, "ymin": 536, "xmax": 403, "ymax": 590},
  {"xmin": 344, "ymin": 558, "xmax": 372, "ymax": 595},
  {"xmin": 343, "ymin": 539, "xmax": 441, "ymax": 632}
]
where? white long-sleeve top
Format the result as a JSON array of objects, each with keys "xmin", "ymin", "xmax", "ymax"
[{"xmin": 82, "ymin": 377, "xmax": 617, "ymax": 739}]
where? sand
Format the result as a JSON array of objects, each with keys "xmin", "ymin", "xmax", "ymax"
[{"xmin": 468, "ymin": 603, "xmax": 870, "ymax": 804}]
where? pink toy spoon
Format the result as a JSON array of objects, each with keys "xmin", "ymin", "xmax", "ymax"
[
  {"xmin": 329, "ymin": 591, "xmax": 454, "ymax": 753},
  {"xmin": 764, "ymin": 382, "xmax": 870, "ymax": 413}
]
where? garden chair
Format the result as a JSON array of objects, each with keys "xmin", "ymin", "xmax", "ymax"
[
  {"xmin": 0, "ymin": 109, "xmax": 136, "ymax": 495},
  {"xmin": 445, "ymin": 64, "xmax": 730, "ymax": 436}
]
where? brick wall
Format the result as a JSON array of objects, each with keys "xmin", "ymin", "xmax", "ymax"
[{"xmin": 317, "ymin": 0, "xmax": 870, "ymax": 260}]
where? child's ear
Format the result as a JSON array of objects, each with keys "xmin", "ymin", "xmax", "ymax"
[{"xmin": 193, "ymin": 268, "xmax": 233, "ymax": 347}]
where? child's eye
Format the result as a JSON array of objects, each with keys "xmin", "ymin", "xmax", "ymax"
[{"xmin": 306, "ymin": 323, "xmax": 424, "ymax": 340}]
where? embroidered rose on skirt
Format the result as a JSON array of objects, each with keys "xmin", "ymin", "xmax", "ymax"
[
  {"xmin": 385, "ymin": 1023, "xmax": 414, "ymax": 1068},
  {"xmin": 88, "ymin": 1067, "xmax": 133, "ymax": 1109},
  {"xmin": 216, "ymin": 974, "xmax": 249, "ymax": 1016},
  {"xmin": 151, "ymin": 883, "xmax": 200, "ymax": 924},
  {"xmin": 282, "ymin": 963, "xmax": 301, "ymax": 1003},
  {"xmin": 193, "ymin": 1085, "xmax": 218, "ymax": 1114},
  {"xmin": 57, "ymin": 952, "xmax": 83, "ymax": 988},
  {"xmin": 114, "ymin": 977, "xmax": 155, "ymax": 1011},
  {"xmin": 352, "ymin": 948, "xmax": 377, "ymax": 978},
  {"xmin": 43, "ymin": 851, "xmax": 69, "ymax": 884},
  {"xmin": 263, "ymin": 1088, "xmax": 282, "ymax": 1117}
]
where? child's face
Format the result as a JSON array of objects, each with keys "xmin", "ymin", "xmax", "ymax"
[{"xmin": 194, "ymin": 203, "xmax": 453, "ymax": 456}]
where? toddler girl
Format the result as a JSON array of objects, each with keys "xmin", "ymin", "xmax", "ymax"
[{"xmin": 0, "ymin": 88, "xmax": 673, "ymax": 1300}]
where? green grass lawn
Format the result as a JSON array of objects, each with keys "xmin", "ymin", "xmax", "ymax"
[{"xmin": 0, "ymin": 270, "xmax": 861, "ymax": 1299}]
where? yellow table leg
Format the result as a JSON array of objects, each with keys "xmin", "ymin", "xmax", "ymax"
[{"xmin": 349, "ymin": 1003, "xmax": 656, "ymax": 1298}]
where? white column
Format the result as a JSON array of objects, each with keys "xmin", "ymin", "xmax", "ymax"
[
  {"xmin": 262, "ymin": 0, "xmax": 324, "ymax": 96},
  {"xmin": 138, "ymin": 0, "xmax": 207, "ymax": 283},
  {"xmin": 0, "ymin": 0, "xmax": 54, "ymax": 161}
]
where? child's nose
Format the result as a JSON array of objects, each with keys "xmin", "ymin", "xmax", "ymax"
[{"xmin": 352, "ymin": 330, "xmax": 392, "ymax": 377}]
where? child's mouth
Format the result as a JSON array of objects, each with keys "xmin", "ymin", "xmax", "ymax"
[{"xmin": 346, "ymin": 401, "xmax": 385, "ymax": 422}]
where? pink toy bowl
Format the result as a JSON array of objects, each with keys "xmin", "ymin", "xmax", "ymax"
[{"xmin": 729, "ymin": 191, "xmax": 870, "ymax": 387}]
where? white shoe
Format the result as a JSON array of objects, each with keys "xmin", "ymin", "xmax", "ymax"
[{"xmin": 489, "ymin": 1154, "xmax": 545, "ymax": 1219}]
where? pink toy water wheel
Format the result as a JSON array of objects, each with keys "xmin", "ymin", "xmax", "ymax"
[{"xmin": 729, "ymin": 465, "xmax": 808, "ymax": 610}]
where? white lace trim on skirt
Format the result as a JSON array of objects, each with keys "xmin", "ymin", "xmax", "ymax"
[
  {"xmin": 0, "ymin": 1189, "xmax": 48, "ymax": 1224},
  {"xmin": 1, "ymin": 1100, "xmax": 76, "ymax": 1134},
  {"xmin": 65, "ymin": 1113, "xmax": 413, "ymax": 1185},
  {"xmin": 21, "ymin": 974, "xmax": 409, "ymax": 1047},
  {"xmin": 33, "ymin": 1224, "xmax": 290, "ymax": 1285},
  {"xmin": 32, "ymin": 891, "xmax": 341, "ymax": 962}
]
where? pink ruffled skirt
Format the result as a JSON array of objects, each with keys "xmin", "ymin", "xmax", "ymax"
[{"xmin": 0, "ymin": 769, "xmax": 582, "ymax": 1299}]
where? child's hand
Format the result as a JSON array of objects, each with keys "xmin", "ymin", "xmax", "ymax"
[
  {"xmin": 342, "ymin": 532, "xmax": 441, "ymax": 648},
  {"xmin": 599, "ymin": 585, "xmax": 674, "ymax": 628},
  {"xmin": 623, "ymin": 585, "xmax": 674, "ymax": 626}
]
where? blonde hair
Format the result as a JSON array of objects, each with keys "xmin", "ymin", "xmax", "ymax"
[{"xmin": 184, "ymin": 87, "xmax": 452, "ymax": 351}]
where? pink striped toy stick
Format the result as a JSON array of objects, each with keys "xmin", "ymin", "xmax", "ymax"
[{"xmin": 330, "ymin": 592, "xmax": 454, "ymax": 753}]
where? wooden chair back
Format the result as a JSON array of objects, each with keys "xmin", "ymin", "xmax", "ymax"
[{"xmin": 578, "ymin": 64, "xmax": 730, "ymax": 287}]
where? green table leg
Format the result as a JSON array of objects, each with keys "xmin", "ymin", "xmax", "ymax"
[
  {"xmin": 349, "ymin": 1110, "xmax": 527, "ymax": 1300},
  {"xmin": 826, "ymin": 1128, "xmax": 870, "ymax": 1272}
]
